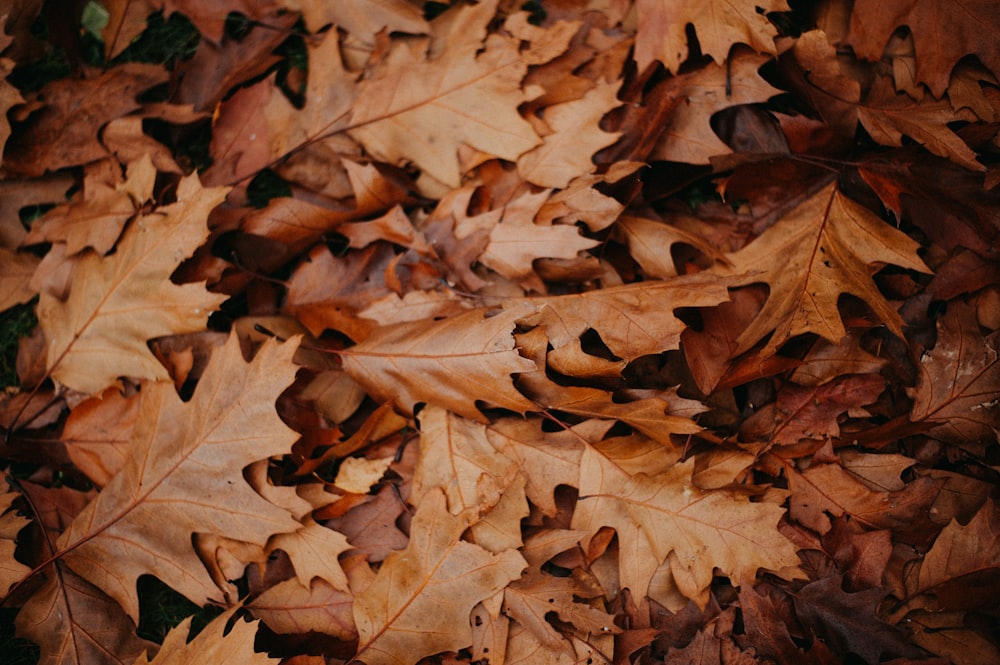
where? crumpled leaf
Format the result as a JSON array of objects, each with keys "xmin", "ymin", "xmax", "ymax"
[
  {"xmin": 56, "ymin": 333, "xmax": 301, "ymax": 622},
  {"xmin": 353, "ymin": 489, "xmax": 526, "ymax": 665},
  {"xmin": 37, "ymin": 174, "xmax": 229, "ymax": 396}
]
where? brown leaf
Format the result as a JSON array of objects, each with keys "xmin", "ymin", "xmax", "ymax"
[
  {"xmin": 352, "ymin": 489, "xmax": 526, "ymax": 665},
  {"xmin": 634, "ymin": 0, "xmax": 788, "ymax": 73},
  {"xmin": 0, "ymin": 491, "xmax": 31, "ymax": 595},
  {"xmin": 573, "ymin": 449, "xmax": 801, "ymax": 605},
  {"xmin": 347, "ymin": 0, "xmax": 540, "ymax": 191},
  {"xmin": 792, "ymin": 575, "xmax": 926, "ymax": 663},
  {"xmin": 37, "ymin": 174, "xmax": 229, "ymax": 395},
  {"xmin": 649, "ymin": 50, "xmax": 782, "ymax": 164},
  {"xmin": 56, "ymin": 333, "xmax": 301, "ymax": 621},
  {"xmin": 717, "ymin": 181, "xmax": 931, "ymax": 356},
  {"xmin": 15, "ymin": 565, "xmax": 159, "ymax": 665},
  {"xmin": 134, "ymin": 610, "xmax": 278, "ymax": 665},
  {"xmin": 61, "ymin": 387, "xmax": 140, "ymax": 487},
  {"xmin": 847, "ymin": 0, "xmax": 1000, "ymax": 97},
  {"xmin": 5, "ymin": 64, "xmax": 168, "ymax": 176},
  {"xmin": 912, "ymin": 498, "xmax": 1000, "ymax": 611},
  {"xmin": 340, "ymin": 306, "xmax": 537, "ymax": 422},
  {"xmin": 248, "ymin": 577, "xmax": 356, "ymax": 639},
  {"xmin": 910, "ymin": 301, "xmax": 1000, "ymax": 444}
]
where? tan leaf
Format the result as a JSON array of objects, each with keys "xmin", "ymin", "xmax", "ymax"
[
  {"xmin": 248, "ymin": 577, "xmax": 357, "ymax": 639},
  {"xmin": 268, "ymin": 517, "xmax": 352, "ymax": 591},
  {"xmin": 517, "ymin": 80, "xmax": 622, "ymax": 188},
  {"xmin": 134, "ymin": 610, "xmax": 278, "ymax": 665},
  {"xmin": 0, "ymin": 247, "xmax": 38, "ymax": 311},
  {"xmin": 412, "ymin": 406, "xmax": 520, "ymax": 515},
  {"xmin": 915, "ymin": 498, "xmax": 1000, "ymax": 602},
  {"xmin": 510, "ymin": 273, "xmax": 733, "ymax": 364},
  {"xmin": 340, "ymin": 306, "xmax": 538, "ymax": 422},
  {"xmin": 572, "ymin": 449, "xmax": 801, "ymax": 605},
  {"xmin": 56, "ymin": 333, "xmax": 301, "ymax": 621},
  {"xmin": 353, "ymin": 489, "xmax": 526, "ymax": 665},
  {"xmin": 347, "ymin": 0, "xmax": 540, "ymax": 190},
  {"xmin": 634, "ymin": 0, "xmax": 788, "ymax": 73},
  {"xmin": 37, "ymin": 174, "xmax": 229, "ymax": 396},
  {"xmin": 717, "ymin": 181, "xmax": 930, "ymax": 356}
]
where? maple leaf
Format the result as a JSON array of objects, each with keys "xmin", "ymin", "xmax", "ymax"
[
  {"xmin": 847, "ymin": 0, "xmax": 1000, "ymax": 97},
  {"xmin": 37, "ymin": 174, "xmax": 229, "ymax": 395},
  {"xmin": 634, "ymin": 0, "xmax": 788, "ymax": 73},
  {"xmin": 572, "ymin": 448, "xmax": 801, "ymax": 605},
  {"xmin": 717, "ymin": 181, "xmax": 931, "ymax": 356},
  {"xmin": 650, "ymin": 50, "xmax": 782, "ymax": 164},
  {"xmin": 347, "ymin": 0, "xmax": 540, "ymax": 190},
  {"xmin": 910, "ymin": 301, "xmax": 1000, "ymax": 444},
  {"xmin": 353, "ymin": 489, "xmax": 526, "ymax": 665},
  {"xmin": 339, "ymin": 306, "xmax": 538, "ymax": 422},
  {"xmin": 134, "ymin": 610, "xmax": 278, "ymax": 665},
  {"xmin": 55, "ymin": 333, "xmax": 302, "ymax": 622}
]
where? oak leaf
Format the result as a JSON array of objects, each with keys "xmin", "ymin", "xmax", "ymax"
[
  {"xmin": 205, "ymin": 31, "xmax": 356, "ymax": 186},
  {"xmin": 634, "ymin": 0, "xmax": 788, "ymax": 73},
  {"xmin": 267, "ymin": 517, "xmax": 352, "ymax": 591},
  {"xmin": 37, "ymin": 174, "xmax": 229, "ymax": 395},
  {"xmin": 134, "ymin": 610, "xmax": 278, "ymax": 665},
  {"xmin": 0, "ymin": 247, "xmax": 37, "ymax": 311},
  {"xmin": 248, "ymin": 577, "xmax": 357, "ymax": 639},
  {"xmin": 347, "ymin": 0, "xmax": 540, "ymax": 190},
  {"xmin": 15, "ymin": 566, "xmax": 158, "ymax": 665},
  {"xmin": 910, "ymin": 301, "xmax": 1000, "ymax": 444},
  {"xmin": 340, "ymin": 306, "xmax": 538, "ymax": 422},
  {"xmin": 56, "ymin": 333, "xmax": 302, "ymax": 622},
  {"xmin": 847, "ymin": 0, "xmax": 1000, "ymax": 97},
  {"xmin": 0, "ymin": 491, "xmax": 30, "ymax": 594},
  {"xmin": 4, "ymin": 64, "xmax": 168, "ymax": 176},
  {"xmin": 517, "ymin": 80, "xmax": 622, "ymax": 188},
  {"xmin": 352, "ymin": 489, "xmax": 526, "ymax": 665},
  {"xmin": 650, "ymin": 50, "xmax": 782, "ymax": 164},
  {"xmin": 913, "ymin": 498, "xmax": 1000, "ymax": 611},
  {"xmin": 324, "ymin": 486, "xmax": 409, "ymax": 563},
  {"xmin": 792, "ymin": 575, "xmax": 926, "ymax": 663},
  {"xmin": 717, "ymin": 181, "xmax": 931, "ymax": 356},
  {"xmin": 62, "ymin": 387, "xmax": 140, "ymax": 487},
  {"xmin": 572, "ymin": 448, "xmax": 800, "ymax": 605}
]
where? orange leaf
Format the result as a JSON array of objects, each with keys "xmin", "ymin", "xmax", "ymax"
[{"xmin": 134, "ymin": 610, "xmax": 278, "ymax": 665}]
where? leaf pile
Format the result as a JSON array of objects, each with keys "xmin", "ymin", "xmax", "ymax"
[{"xmin": 2, "ymin": 1, "xmax": 1000, "ymax": 664}]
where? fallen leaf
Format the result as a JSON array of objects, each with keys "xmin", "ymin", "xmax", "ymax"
[
  {"xmin": 56, "ymin": 333, "xmax": 302, "ymax": 621},
  {"xmin": 352, "ymin": 489, "xmax": 526, "ymax": 665},
  {"xmin": 37, "ymin": 174, "xmax": 229, "ymax": 395},
  {"xmin": 340, "ymin": 306, "xmax": 538, "ymax": 422},
  {"xmin": 134, "ymin": 610, "xmax": 278, "ymax": 665}
]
